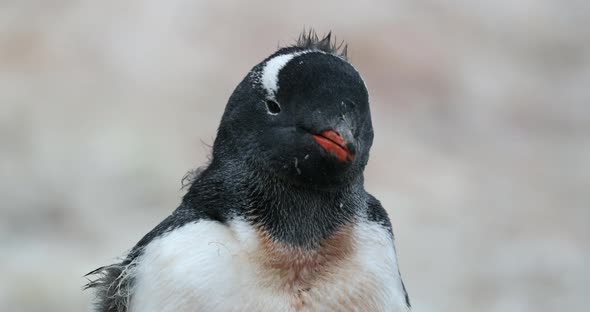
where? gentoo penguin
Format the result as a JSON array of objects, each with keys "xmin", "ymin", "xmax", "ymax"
[{"xmin": 85, "ymin": 31, "xmax": 411, "ymax": 312}]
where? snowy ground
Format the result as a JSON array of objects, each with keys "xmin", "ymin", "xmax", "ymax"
[{"xmin": 1, "ymin": 1, "xmax": 589, "ymax": 311}]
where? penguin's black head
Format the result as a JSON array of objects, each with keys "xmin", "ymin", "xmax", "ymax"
[{"xmin": 213, "ymin": 31, "xmax": 373, "ymax": 188}]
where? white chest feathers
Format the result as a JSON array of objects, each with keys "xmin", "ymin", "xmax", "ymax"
[{"xmin": 127, "ymin": 219, "xmax": 409, "ymax": 312}]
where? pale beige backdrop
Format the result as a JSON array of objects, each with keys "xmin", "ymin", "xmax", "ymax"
[{"xmin": 1, "ymin": 1, "xmax": 589, "ymax": 311}]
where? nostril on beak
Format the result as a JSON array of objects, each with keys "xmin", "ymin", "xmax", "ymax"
[{"xmin": 333, "ymin": 123, "xmax": 355, "ymax": 145}]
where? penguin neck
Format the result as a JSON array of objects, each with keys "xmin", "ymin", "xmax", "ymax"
[
  {"xmin": 238, "ymin": 162, "xmax": 364, "ymax": 249},
  {"xmin": 184, "ymin": 159, "xmax": 366, "ymax": 249}
]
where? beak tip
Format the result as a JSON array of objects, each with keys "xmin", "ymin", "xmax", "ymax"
[{"xmin": 345, "ymin": 142, "xmax": 356, "ymax": 156}]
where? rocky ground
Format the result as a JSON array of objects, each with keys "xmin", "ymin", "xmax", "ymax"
[{"xmin": 1, "ymin": 1, "xmax": 588, "ymax": 311}]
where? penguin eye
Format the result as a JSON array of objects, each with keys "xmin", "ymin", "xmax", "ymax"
[{"xmin": 265, "ymin": 99, "xmax": 281, "ymax": 115}]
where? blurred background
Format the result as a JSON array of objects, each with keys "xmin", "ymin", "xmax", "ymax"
[{"xmin": 1, "ymin": 0, "xmax": 589, "ymax": 311}]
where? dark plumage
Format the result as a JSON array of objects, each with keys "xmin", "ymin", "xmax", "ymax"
[
  {"xmin": 85, "ymin": 30, "xmax": 410, "ymax": 312},
  {"xmin": 295, "ymin": 30, "xmax": 348, "ymax": 59}
]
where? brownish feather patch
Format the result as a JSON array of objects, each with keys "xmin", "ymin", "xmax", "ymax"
[{"xmin": 252, "ymin": 223, "xmax": 355, "ymax": 308}]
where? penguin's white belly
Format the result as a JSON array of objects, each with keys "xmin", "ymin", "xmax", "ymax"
[{"xmin": 128, "ymin": 219, "xmax": 409, "ymax": 312}]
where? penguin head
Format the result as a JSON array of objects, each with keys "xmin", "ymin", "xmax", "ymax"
[{"xmin": 213, "ymin": 32, "xmax": 373, "ymax": 188}]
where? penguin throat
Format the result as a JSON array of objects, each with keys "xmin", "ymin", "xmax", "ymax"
[
  {"xmin": 182, "ymin": 161, "xmax": 363, "ymax": 249},
  {"xmin": 241, "ymin": 171, "xmax": 361, "ymax": 249}
]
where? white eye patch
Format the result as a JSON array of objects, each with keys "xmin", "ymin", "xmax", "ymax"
[
  {"xmin": 260, "ymin": 50, "xmax": 316, "ymax": 98},
  {"xmin": 258, "ymin": 49, "xmax": 362, "ymax": 103}
]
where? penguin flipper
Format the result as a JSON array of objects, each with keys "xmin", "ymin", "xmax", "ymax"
[
  {"xmin": 85, "ymin": 204, "xmax": 218, "ymax": 312},
  {"xmin": 366, "ymin": 193, "xmax": 411, "ymax": 309}
]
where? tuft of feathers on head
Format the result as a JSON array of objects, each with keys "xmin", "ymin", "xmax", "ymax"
[{"xmin": 293, "ymin": 29, "xmax": 348, "ymax": 60}]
